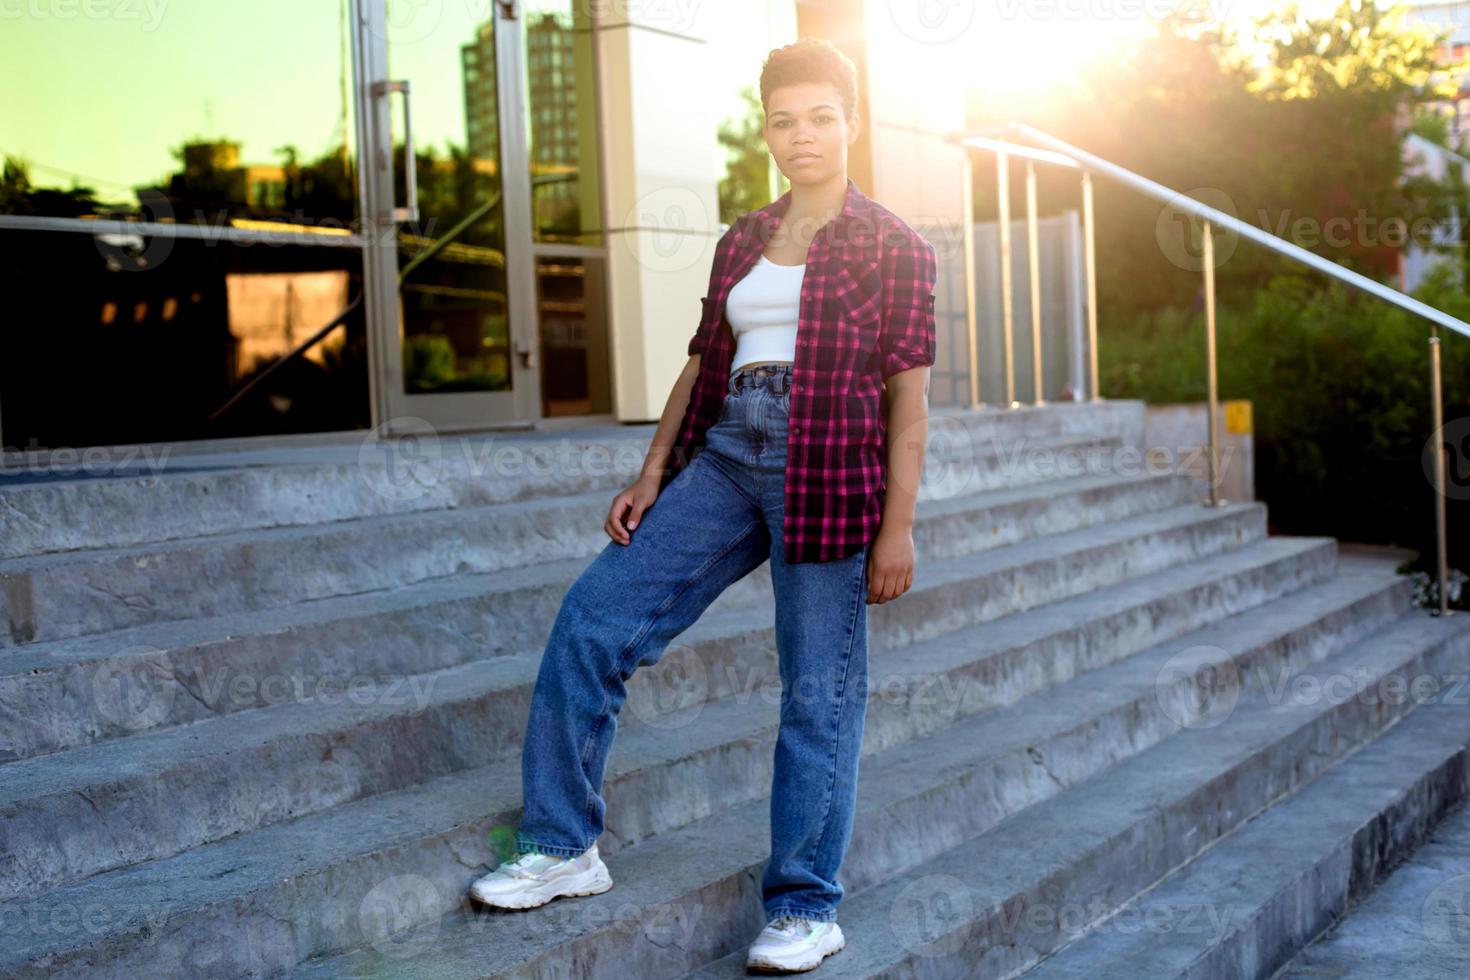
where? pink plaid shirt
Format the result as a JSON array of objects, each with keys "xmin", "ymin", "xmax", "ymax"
[{"xmin": 661, "ymin": 177, "xmax": 939, "ymax": 563}]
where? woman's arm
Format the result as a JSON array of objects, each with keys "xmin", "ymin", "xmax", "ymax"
[
  {"xmin": 868, "ymin": 233, "xmax": 938, "ymax": 603},
  {"xmin": 879, "ymin": 366, "xmax": 930, "ymax": 533},
  {"xmin": 605, "ymin": 353, "xmax": 703, "ymax": 545},
  {"xmin": 638, "ymin": 352, "xmax": 703, "ymax": 486}
]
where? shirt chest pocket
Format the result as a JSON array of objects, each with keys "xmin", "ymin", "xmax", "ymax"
[{"xmin": 828, "ymin": 264, "xmax": 884, "ymax": 348}]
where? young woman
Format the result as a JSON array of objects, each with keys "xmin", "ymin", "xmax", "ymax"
[{"xmin": 469, "ymin": 38, "xmax": 938, "ymax": 974}]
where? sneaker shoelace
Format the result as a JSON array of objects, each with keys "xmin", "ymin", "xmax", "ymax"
[
  {"xmin": 769, "ymin": 915, "xmax": 817, "ymax": 938},
  {"xmin": 497, "ymin": 851, "xmax": 569, "ymax": 879}
]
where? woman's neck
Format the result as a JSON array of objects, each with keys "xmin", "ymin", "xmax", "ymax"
[{"xmin": 776, "ymin": 173, "xmax": 848, "ymax": 247}]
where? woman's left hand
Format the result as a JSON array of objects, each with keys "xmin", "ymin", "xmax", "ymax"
[{"xmin": 866, "ymin": 525, "xmax": 915, "ymax": 604}]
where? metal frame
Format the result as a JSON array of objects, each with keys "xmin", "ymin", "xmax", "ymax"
[
  {"xmin": 355, "ymin": 0, "xmax": 540, "ymax": 435},
  {"xmin": 951, "ymin": 121, "xmax": 1463, "ymax": 616}
]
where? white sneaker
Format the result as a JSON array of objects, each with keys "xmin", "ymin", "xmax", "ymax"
[
  {"xmin": 745, "ymin": 915, "xmax": 846, "ymax": 973},
  {"xmin": 468, "ymin": 843, "xmax": 612, "ymax": 910}
]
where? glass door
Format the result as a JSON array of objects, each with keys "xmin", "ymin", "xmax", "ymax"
[{"xmin": 355, "ymin": 0, "xmax": 538, "ymax": 433}]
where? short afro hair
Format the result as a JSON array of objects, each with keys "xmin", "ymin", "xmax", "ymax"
[{"xmin": 759, "ymin": 38, "xmax": 858, "ymax": 123}]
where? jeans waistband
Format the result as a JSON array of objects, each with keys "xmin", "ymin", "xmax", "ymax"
[{"xmin": 728, "ymin": 363, "xmax": 793, "ymax": 396}]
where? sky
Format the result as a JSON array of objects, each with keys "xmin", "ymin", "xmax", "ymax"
[{"xmin": 0, "ymin": 0, "xmax": 1441, "ymax": 209}]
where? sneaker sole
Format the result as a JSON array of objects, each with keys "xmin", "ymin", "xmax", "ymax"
[
  {"xmin": 746, "ymin": 935, "xmax": 846, "ymax": 973},
  {"xmin": 469, "ymin": 864, "xmax": 614, "ymax": 911}
]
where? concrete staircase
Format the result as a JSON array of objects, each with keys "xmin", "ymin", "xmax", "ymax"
[
  {"xmin": 1272, "ymin": 796, "xmax": 1470, "ymax": 979},
  {"xmin": 1, "ymin": 400, "xmax": 1465, "ymax": 979}
]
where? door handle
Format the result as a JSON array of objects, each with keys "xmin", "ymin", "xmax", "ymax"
[
  {"xmin": 372, "ymin": 79, "xmax": 419, "ymax": 224},
  {"xmin": 515, "ymin": 337, "xmax": 537, "ymax": 370}
]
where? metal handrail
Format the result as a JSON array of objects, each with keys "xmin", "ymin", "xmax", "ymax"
[{"xmin": 950, "ymin": 121, "xmax": 1459, "ymax": 616}]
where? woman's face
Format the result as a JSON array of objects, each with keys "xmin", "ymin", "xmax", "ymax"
[{"xmin": 764, "ymin": 82, "xmax": 859, "ymax": 185}]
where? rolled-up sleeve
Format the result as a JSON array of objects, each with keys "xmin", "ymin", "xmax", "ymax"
[
  {"xmin": 880, "ymin": 235, "xmax": 938, "ymax": 381},
  {"xmin": 687, "ymin": 224, "xmax": 740, "ymax": 357},
  {"xmin": 687, "ymin": 295, "xmax": 715, "ymax": 357}
]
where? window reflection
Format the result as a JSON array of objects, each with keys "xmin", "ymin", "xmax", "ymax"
[
  {"xmin": 0, "ymin": 2, "xmax": 369, "ymax": 449},
  {"xmin": 523, "ymin": 0, "xmax": 602, "ymax": 245}
]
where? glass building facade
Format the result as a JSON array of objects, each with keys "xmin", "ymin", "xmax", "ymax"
[{"xmin": 0, "ymin": 0, "xmax": 840, "ymax": 455}]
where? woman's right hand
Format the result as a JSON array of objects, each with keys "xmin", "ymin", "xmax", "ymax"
[{"xmin": 604, "ymin": 474, "xmax": 662, "ymax": 545}]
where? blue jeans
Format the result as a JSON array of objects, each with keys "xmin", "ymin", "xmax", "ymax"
[{"xmin": 515, "ymin": 363, "xmax": 872, "ymax": 924}]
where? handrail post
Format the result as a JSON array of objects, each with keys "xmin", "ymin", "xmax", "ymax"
[
  {"xmin": 1082, "ymin": 171, "xmax": 1101, "ymax": 401},
  {"xmin": 1026, "ymin": 158, "xmax": 1046, "ymax": 405},
  {"xmin": 997, "ymin": 140, "xmax": 1017, "ymax": 407},
  {"xmin": 961, "ymin": 149, "xmax": 981, "ymax": 409},
  {"xmin": 1203, "ymin": 218, "xmax": 1223, "ymax": 508},
  {"xmin": 1430, "ymin": 326, "xmax": 1452, "ymax": 616}
]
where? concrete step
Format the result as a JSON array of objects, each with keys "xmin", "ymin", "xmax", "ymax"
[
  {"xmin": 0, "ymin": 402, "xmax": 1141, "ymax": 560},
  {"xmin": 0, "ymin": 543, "xmax": 1407, "ymax": 978},
  {"xmin": 0, "ymin": 460, "xmax": 1176, "ymax": 650},
  {"xmin": 0, "ymin": 482, "xmax": 1244, "ymax": 766},
  {"xmin": 1275, "ymin": 787, "xmax": 1470, "ymax": 979},
  {"xmin": 0, "ymin": 501, "xmax": 1284, "ymax": 901},
  {"xmin": 678, "ymin": 608, "xmax": 1470, "ymax": 980},
  {"xmin": 1016, "ymin": 690, "xmax": 1470, "ymax": 980}
]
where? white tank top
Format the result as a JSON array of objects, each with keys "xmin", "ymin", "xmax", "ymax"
[{"xmin": 725, "ymin": 255, "xmax": 805, "ymax": 373}]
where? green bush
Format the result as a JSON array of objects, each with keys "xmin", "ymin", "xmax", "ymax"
[{"xmin": 1101, "ymin": 264, "xmax": 1470, "ymax": 609}]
